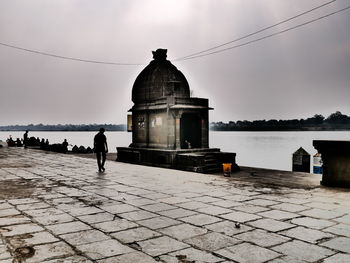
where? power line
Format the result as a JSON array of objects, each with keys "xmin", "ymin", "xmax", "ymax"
[
  {"xmin": 176, "ymin": 5, "xmax": 350, "ymax": 61},
  {"xmin": 0, "ymin": 1, "xmax": 346, "ymax": 66},
  {"xmin": 0, "ymin": 42, "xmax": 143, "ymax": 66},
  {"xmin": 174, "ymin": 0, "xmax": 336, "ymax": 61}
]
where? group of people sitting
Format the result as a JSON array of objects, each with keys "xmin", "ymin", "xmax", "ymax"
[
  {"xmin": 7, "ymin": 134, "xmax": 66, "ymax": 152},
  {"xmin": 71, "ymin": 145, "xmax": 93, "ymax": 154},
  {"xmin": 5, "ymin": 128, "xmax": 108, "ymax": 173},
  {"xmin": 6, "ymin": 132, "xmax": 46, "ymax": 148},
  {"xmin": 6, "ymin": 131, "xmax": 94, "ymax": 154},
  {"xmin": 6, "ymin": 135, "xmax": 47, "ymax": 148},
  {"xmin": 6, "ymin": 136, "xmax": 26, "ymax": 147}
]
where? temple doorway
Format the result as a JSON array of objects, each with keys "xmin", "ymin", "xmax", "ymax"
[{"xmin": 180, "ymin": 113, "xmax": 201, "ymax": 149}]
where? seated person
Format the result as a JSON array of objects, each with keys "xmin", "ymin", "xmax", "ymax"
[
  {"xmin": 7, "ymin": 136, "xmax": 16, "ymax": 147},
  {"xmin": 16, "ymin": 138, "xmax": 23, "ymax": 147},
  {"xmin": 40, "ymin": 138, "xmax": 46, "ymax": 149}
]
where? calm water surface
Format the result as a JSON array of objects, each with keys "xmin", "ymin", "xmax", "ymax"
[
  {"xmin": 210, "ymin": 131, "xmax": 350, "ymax": 171},
  {"xmin": 1, "ymin": 131, "xmax": 349, "ymax": 171}
]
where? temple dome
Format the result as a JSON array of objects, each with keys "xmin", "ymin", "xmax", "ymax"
[{"xmin": 132, "ymin": 49, "xmax": 190, "ymax": 103}]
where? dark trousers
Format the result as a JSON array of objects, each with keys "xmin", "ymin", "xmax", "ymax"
[{"xmin": 96, "ymin": 151, "xmax": 106, "ymax": 171}]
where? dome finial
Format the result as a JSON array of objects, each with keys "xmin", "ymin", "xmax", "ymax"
[{"xmin": 152, "ymin": 49, "xmax": 167, "ymax": 61}]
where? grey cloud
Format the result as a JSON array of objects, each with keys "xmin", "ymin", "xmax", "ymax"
[{"xmin": 0, "ymin": 0, "xmax": 349, "ymax": 125}]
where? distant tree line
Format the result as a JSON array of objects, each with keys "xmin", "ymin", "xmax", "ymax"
[
  {"xmin": 0, "ymin": 124, "xmax": 127, "ymax": 131},
  {"xmin": 210, "ymin": 111, "xmax": 350, "ymax": 131}
]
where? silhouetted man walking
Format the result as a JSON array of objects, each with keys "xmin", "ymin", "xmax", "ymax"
[{"xmin": 94, "ymin": 128, "xmax": 108, "ymax": 172}]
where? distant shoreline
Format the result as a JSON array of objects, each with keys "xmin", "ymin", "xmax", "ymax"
[
  {"xmin": 0, "ymin": 130, "xmax": 128, "ymax": 132},
  {"xmin": 1, "ymin": 128, "xmax": 350, "ymax": 132},
  {"xmin": 210, "ymin": 127, "xmax": 350, "ymax": 132},
  {"xmin": 210, "ymin": 111, "xmax": 350, "ymax": 132},
  {"xmin": 0, "ymin": 124, "xmax": 126, "ymax": 132},
  {"xmin": 2, "ymin": 111, "xmax": 350, "ymax": 132}
]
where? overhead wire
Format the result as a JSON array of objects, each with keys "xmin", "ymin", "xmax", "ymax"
[
  {"xmin": 0, "ymin": 42, "xmax": 144, "ymax": 66},
  {"xmin": 0, "ymin": 1, "xmax": 347, "ymax": 65},
  {"xmin": 173, "ymin": 0, "xmax": 337, "ymax": 61},
  {"xmin": 176, "ymin": 5, "xmax": 350, "ymax": 61}
]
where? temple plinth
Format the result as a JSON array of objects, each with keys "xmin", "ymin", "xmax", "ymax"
[{"xmin": 117, "ymin": 49, "xmax": 238, "ymax": 173}]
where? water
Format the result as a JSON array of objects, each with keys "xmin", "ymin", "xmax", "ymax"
[
  {"xmin": 210, "ymin": 131, "xmax": 350, "ymax": 171},
  {"xmin": 1, "ymin": 130, "xmax": 349, "ymax": 171}
]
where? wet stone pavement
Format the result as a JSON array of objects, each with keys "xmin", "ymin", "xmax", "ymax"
[{"xmin": 0, "ymin": 147, "xmax": 350, "ymax": 263}]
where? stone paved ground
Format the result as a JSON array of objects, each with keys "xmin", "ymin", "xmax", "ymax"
[{"xmin": 0, "ymin": 147, "xmax": 350, "ymax": 263}]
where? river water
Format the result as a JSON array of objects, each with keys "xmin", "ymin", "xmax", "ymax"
[{"xmin": 1, "ymin": 131, "xmax": 349, "ymax": 171}]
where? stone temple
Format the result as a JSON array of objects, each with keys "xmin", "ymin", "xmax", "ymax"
[{"xmin": 117, "ymin": 49, "xmax": 237, "ymax": 173}]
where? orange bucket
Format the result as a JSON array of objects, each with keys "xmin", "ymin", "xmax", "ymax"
[{"xmin": 222, "ymin": 163, "xmax": 232, "ymax": 176}]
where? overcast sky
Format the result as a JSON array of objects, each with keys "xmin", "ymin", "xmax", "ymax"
[{"xmin": 1, "ymin": 0, "xmax": 349, "ymax": 125}]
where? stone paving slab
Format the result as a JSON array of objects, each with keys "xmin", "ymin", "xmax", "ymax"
[
  {"xmin": 138, "ymin": 216, "xmax": 180, "ymax": 230},
  {"xmin": 60, "ymin": 230, "xmax": 110, "ymax": 246},
  {"xmin": 205, "ymin": 220, "xmax": 253, "ymax": 236},
  {"xmin": 76, "ymin": 239, "xmax": 134, "ymax": 260},
  {"xmin": 137, "ymin": 236, "xmax": 189, "ymax": 256},
  {"xmin": 41, "ymin": 256, "xmax": 94, "ymax": 263},
  {"xmin": 32, "ymin": 212, "xmax": 75, "ymax": 226},
  {"xmin": 299, "ymin": 208, "xmax": 346, "ymax": 220},
  {"xmin": 119, "ymin": 210, "xmax": 158, "ymax": 221},
  {"xmin": 269, "ymin": 255, "xmax": 306, "ymax": 263},
  {"xmin": 233, "ymin": 204, "xmax": 270, "ymax": 213},
  {"xmin": 97, "ymin": 251, "xmax": 157, "ymax": 263},
  {"xmin": 334, "ymin": 214, "xmax": 350, "ymax": 224},
  {"xmin": 234, "ymin": 229, "xmax": 290, "ymax": 247},
  {"xmin": 270, "ymin": 203, "xmax": 309, "ymax": 213},
  {"xmin": 0, "ymin": 223, "xmax": 44, "ymax": 237},
  {"xmin": 181, "ymin": 213, "xmax": 222, "ymax": 226},
  {"xmin": 77, "ymin": 212, "xmax": 114, "ymax": 224},
  {"xmin": 247, "ymin": 218, "xmax": 295, "ymax": 232},
  {"xmin": 159, "ymin": 223, "xmax": 207, "ymax": 241},
  {"xmin": 157, "ymin": 208, "xmax": 197, "ymax": 219},
  {"xmin": 272, "ymin": 240, "xmax": 335, "ymax": 262},
  {"xmin": 323, "ymin": 223, "xmax": 350, "ymax": 236},
  {"xmin": 320, "ymin": 237, "xmax": 350, "ymax": 253},
  {"xmin": 161, "ymin": 247, "xmax": 223, "ymax": 263},
  {"xmin": 0, "ymin": 147, "xmax": 350, "ymax": 262},
  {"xmin": 257, "ymin": 209, "xmax": 299, "ymax": 220},
  {"xmin": 7, "ymin": 231, "xmax": 59, "ymax": 248},
  {"xmin": 322, "ymin": 253, "xmax": 350, "ymax": 263},
  {"xmin": 93, "ymin": 219, "xmax": 138, "ymax": 233},
  {"xmin": 46, "ymin": 221, "xmax": 91, "ymax": 235},
  {"xmin": 0, "ymin": 216, "xmax": 31, "ymax": 226},
  {"xmin": 196, "ymin": 205, "xmax": 233, "ymax": 215},
  {"xmin": 221, "ymin": 211, "xmax": 261, "ymax": 223},
  {"xmin": 26, "ymin": 242, "xmax": 76, "ymax": 263},
  {"xmin": 184, "ymin": 232, "xmax": 240, "ymax": 251},
  {"xmin": 111, "ymin": 226, "xmax": 161, "ymax": 243},
  {"xmin": 0, "ymin": 209, "xmax": 21, "ymax": 217},
  {"xmin": 215, "ymin": 242, "xmax": 281, "ymax": 263},
  {"xmin": 280, "ymin": 226, "xmax": 334, "ymax": 244},
  {"xmin": 290, "ymin": 216, "xmax": 335, "ymax": 230}
]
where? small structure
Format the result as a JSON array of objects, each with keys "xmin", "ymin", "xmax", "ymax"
[
  {"xmin": 292, "ymin": 147, "xmax": 310, "ymax": 173},
  {"xmin": 117, "ymin": 49, "xmax": 237, "ymax": 173},
  {"xmin": 313, "ymin": 153, "xmax": 323, "ymax": 174},
  {"xmin": 313, "ymin": 140, "xmax": 350, "ymax": 187}
]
